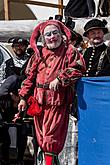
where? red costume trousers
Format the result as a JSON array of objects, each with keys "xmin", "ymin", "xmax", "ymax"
[{"xmin": 34, "ymin": 104, "xmax": 69, "ymax": 154}]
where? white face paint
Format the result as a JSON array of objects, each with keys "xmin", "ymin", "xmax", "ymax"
[{"xmin": 43, "ymin": 25, "xmax": 62, "ymax": 49}]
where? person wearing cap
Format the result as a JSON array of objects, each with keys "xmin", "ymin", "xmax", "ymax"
[
  {"xmin": 0, "ymin": 37, "xmax": 31, "ymax": 165},
  {"xmin": 18, "ymin": 20, "xmax": 86, "ymax": 164},
  {"xmin": 83, "ymin": 18, "xmax": 110, "ymax": 77},
  {"xmin": 0, "ymin": 37, "xmax": 31, "ymax": 99},
  {"xmin": 5, "ymin": 37, "xmax": 30, "ymax": 78}
]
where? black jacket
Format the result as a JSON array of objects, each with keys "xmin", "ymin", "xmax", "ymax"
[
  {"xmin": 64, "ymin": 0, "xmax": 89, "ymax": 17},
  {"xmin": 84, "ymin": 44, "xmax": 110, "ymax": 77},
  {"xmin": 0, "ymin": 55, "xmax": 30, "ymax": 96}
]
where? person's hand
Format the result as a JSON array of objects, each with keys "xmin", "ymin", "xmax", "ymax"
[
  {"xmin": 18, "ymin": 99, "xmax": 27, "ymax": 111},
  {"xmin": 49, "ymin": 78, "xmax": 59, "ymax": 91}
]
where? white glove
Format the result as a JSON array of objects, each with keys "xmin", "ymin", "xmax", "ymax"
[{"xmin": 49, "ymin": 78, "xmax": 60, "ymax": 91}]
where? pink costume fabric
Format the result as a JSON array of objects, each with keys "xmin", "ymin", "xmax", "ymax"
[{"xmin": 19, "ymin": 20, "xmax": 86, "ymax": 155}]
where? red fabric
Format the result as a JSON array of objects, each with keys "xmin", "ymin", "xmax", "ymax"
[
  {"xmin": 27, "ymin": 96, "xmax": 42, "ymax": 116},
  {"xmin": 19, "ymin": 44, "xmax": 86, "ymax": 105},
  {"xmin": 44, "ymin": 154, "xmax": 53, "ymax": 165},
  {"xmin": 19, "ymin": 31, "xmax": 86, "ymax": 155},
  {"xmin": 34, "ymin": 105, "xmax": 69, "ymax": 154},
  {"xmin": 40, "ymin": 20, "xmax": 71, "ymax": 40},
  {"xmin": 30, "ymin": 20, "xmax": 71, "ymax": 57}
]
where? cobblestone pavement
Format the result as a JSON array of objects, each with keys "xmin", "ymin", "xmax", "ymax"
[{"xmin": 59, "ymin": 115, "xmax": 78, "ymax": 165}]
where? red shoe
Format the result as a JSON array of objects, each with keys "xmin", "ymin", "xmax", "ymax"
[{"xmin": 44, "ymin": 154, "xmax": 54, "ymax": 165}]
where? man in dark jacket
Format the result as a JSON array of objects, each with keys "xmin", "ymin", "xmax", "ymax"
[
  {"xmin": 0, "ymin": 37, "xmax": 30, "ymax": 97},
  {"xmin": 83, "ymin": 18, "xmax": 110, "ymax": 77},
  {"xmin": 0, "ymin": 37, "xmax": 30, "ymax": 165}
]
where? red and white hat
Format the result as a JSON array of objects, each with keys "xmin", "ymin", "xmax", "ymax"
[{"xmin": 30, "ymin": 20, "xmax": 71, "ymax": 56}]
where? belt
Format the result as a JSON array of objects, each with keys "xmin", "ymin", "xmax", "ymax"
[{"xmin": 36, "ymin": 83, "xmax": 49, "ymax": 89}]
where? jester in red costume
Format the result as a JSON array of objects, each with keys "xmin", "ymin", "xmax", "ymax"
[{"xmin": 18, "ymin": 20, "xmax": 86, "ymax": 164}]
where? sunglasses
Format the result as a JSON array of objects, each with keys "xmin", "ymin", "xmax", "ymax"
[{"xmin": 44, "ymin": 30, "xmax": 60, "ymax": 37}]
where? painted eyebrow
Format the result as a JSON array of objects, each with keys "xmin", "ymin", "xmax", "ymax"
[{"xmin": 44, "ymin": 30, "xmax": 60, "ymax": 36}]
